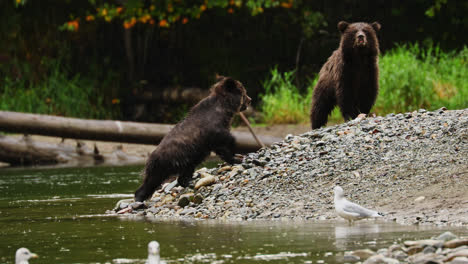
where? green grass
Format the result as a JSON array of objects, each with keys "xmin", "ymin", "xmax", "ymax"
[
  {"xmin": 376, "ymin": 44, "xmax": 468, "ymax": 113},
  {"xmin": 260, "ymin": 68, "xmax": 314, "ymax": 124},
  {"xmin": 0, "ymin": 58, "xmax": 119, "ymax": 119},
  {"xmin": 260, "ymin": 44, "xmax": 468, "ymax": 124}
]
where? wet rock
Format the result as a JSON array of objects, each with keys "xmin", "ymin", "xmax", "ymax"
[
  {"xmin": 363, "ymin": 254, "xmax": 399, "ymax": 264},
  {"xmin": 344, "ymin": 253, "xmax": 361, "ymax": 262},
  {"xmin": 114, "ymin": 198, "xmax": 134, "ymax": 210},
  {"xmin": 447, "ymin": 257, "xmax": 468, "ymax": 264},
  {"xmin": 388, "ymin": 245, "xmax": 404, "ymax": 253},
  {"xmin": 377, "ymin": 248, "xmax": 389, "ymax": 256},
  {"xmin": 404, "ymin": 240, "xmax": 443, "ymax": 248},
  {"xmin": 351, "ymin": 249, "xmax": 376, "ymax": 260},
  {"xmin": 445, "ymin": 240, "xmax": 468, "ymax": 249},
  {"xmin": 178, "ymin": 193, "xmax": 194, "ymax": 207},
  {"xmin": 444, "ymin": 249, "xmax": 468, "ymax": 262},
  {"xmin": 408, "ymin": 253, "xmax": 443, "ymax": 264},
  {"xmin": 423, "ymin": 246, "xmax": 436, "ymax": 254},
  {"xmin": 391, "ymin": 250, "xmax": 407, "ymax": 261},
  {"xmin": 435, "ymin": 231, "xmax": 457, "ymax": 242},
  {"xmin": 406, "ymin": 246, "xmax": 424, "ymax": 255}
]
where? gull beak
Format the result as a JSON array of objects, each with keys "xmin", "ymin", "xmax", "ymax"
[{"xmin": 30, "ymin": 253, "xmax": 39, "ymax": 259}]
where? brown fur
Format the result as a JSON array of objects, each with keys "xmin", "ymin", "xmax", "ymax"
[
  {"xmin": 134, "ymin": 76, "xmax": 251, "ymax": 202},
  {"xmin": 310, "ymin": 21, "xmax": 381, "ymax": 129}
]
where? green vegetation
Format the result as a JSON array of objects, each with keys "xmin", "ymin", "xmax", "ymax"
[
  {"xmin": 260, "ymin": 44, "xmax": 468, "ymax": 124},
  {"xmin": 377, "ymin": 44, "xmax": 468, "ymax": 114},
  {"xmin": 260, "ymin": 68, "xmax": 314, "ymax": 124},
  {"xmin": 0, "ymin": 58, "xmax": 119, "ymax": 119}
]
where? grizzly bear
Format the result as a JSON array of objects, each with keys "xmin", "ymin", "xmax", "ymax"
[
  {"xmin": 310, "ymin": 21, "xmax": 381, "ymax": 129},
  {"xmin": 134, "ymin": 76, "xmax": 251, "ymax": 202}
]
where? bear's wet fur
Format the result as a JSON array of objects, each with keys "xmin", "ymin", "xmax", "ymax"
[
  {"xmin": 310, "ymin": 21, "xmax": 381, "ymax": 129},
  {"xmin": 134, "ymin": 76, "xmax": 251, "ymax": 202}
]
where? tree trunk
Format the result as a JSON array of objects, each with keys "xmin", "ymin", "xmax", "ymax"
[{"xmin": 0, "ymin": 111, "xmax": 280, "ymax": 153}]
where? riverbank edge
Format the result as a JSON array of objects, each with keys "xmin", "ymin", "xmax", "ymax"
[{"xmin": 108, "ymin": 108, "xmax": 468, "ymax": 227}]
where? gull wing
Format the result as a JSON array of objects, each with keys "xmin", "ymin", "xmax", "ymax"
[{"xmin": 341, "ymin": 199, "xmax": 378, "ymax": 218}]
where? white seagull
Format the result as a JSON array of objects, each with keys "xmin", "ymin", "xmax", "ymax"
[
  {"xmin": 334, "ymin": 185, "xmax": 383, "ymax": 223},
  {"xmin": 147, "ymin": 241, "xmax": 166, "ymax": 264},
  {"xmin": 15, "ymin": 248, "xmax": 38, "ymax": 264}
]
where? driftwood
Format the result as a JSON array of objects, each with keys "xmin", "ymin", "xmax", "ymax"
[
  {"xmin": 0, "ymin": 111, "xmax": 282, "ymax": 166},
  {"xmin": 0, "ymin": 111, "xmax": 280, "ymax": 152},
  {"xmin": 0, "ymin": 135, "xmax": 144, "ymax": 166}
]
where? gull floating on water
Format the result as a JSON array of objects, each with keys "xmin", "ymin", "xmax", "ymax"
[
  {"xmin": 334, "ymin": 185, "xmax": 383, "ymax": 223},
  {"xmin": 147, "ymin": 241, "xmax": 166, "ymax": 264},
  {"xmin": 16, "ymin": 248, "xmax": 38, "ymax": 264}
]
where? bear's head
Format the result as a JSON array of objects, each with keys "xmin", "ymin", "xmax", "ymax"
[
  {"xmin": 338, "ymin": 21, "xmax": 381, "ymax": 57},
  {"xmin": 211, "ymin": 76, "xmax": 251, "ymax": 112}
]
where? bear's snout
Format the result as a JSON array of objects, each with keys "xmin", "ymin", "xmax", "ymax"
[
  {"xmin": 355, "ymin": 31, "xmax": 367, "ymax": 47},
  {"xmin": 240, "ymin": 95, "xmax": 251, "ymax": 111}
]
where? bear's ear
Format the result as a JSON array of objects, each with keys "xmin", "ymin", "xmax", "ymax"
[
  {"xmin": 215, "ymin": 73, "xmax": 226, "ymax": 82},
  {"xmin": 371, "ymin": 22, "xmax": 381, "ymax": 32},
  {"xmin": 222, "ymin": 77, "xmax": 239, "ymax": 94},
  {"xmin": 337, "ymin": 21, "xmax": 349, "ymax": 33}
]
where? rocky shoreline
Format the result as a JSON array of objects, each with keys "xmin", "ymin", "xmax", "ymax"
[
  {"xmin": 109, "ymin": 108, "xmax": 468, "ymax": 226},
  {"xmin": 344, "ymin": 231, "xmax": 468, "ymax": 264}
]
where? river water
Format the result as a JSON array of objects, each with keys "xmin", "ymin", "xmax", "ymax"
[{"xmin": 0, "ymin": 165, "xmax": 466, "ymax": 264}]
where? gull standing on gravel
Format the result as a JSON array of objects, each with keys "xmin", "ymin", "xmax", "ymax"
[
  {"xmin": 334, "ymin": 185, "xmax": 383, "ymax": 223},
  {"xmin": 147, "ymin": 241, "xmax": 166, "ymax": 264},
  {"xmin": 15, "ymin": 248, "xmax": 38, "ymax": 264}
]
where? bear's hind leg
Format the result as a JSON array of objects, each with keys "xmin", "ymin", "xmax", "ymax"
[
  {"xmin": 134, "ymin": 176, "xmax": 162, "ymax": 202},
  {"xmin": 134, "ymin": 163, "xmax": 167, "ymax": 202},
  {"xmin": 310, "ymin": 88, "xmax": 337, "ymax": 129}
]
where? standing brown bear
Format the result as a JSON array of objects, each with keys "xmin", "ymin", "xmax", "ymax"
[
  {"xmin": 134, "ymin": 76, "xmax": 251, "ymax": 202},
  {"xmin": 310, "ymin": 21, "xmax": 381, "ymax": 129}
]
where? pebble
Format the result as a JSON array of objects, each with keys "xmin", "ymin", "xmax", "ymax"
[
  {"xmin": 177, "ymin": 193, "xmax": 194, "ymax": 207},
  {"xmin": 448, "ymin": 257, "xmax": 468, "ymax": 264},
  {"xmin": 436, "ymin": 232, "xmax": 458, "ymax": 242},
  {"xmin": 350, "ymin": 249, "xmax": 375, "ymax": 260},
  {"xmin": 363, "ymin": 254, "xmax": 399, "ymax": 264},
  {"xmin": 445, "ymin": 240, "xmax": 468, "ymax": 249},
  {"xmin": 195, "ymin": 175, "xmax": 216, "ymax": 189}
]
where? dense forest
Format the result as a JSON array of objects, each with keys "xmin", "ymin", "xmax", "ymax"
[{"xmin": 1, "ymin": 0, "xmax": 467, "ymax": 123}]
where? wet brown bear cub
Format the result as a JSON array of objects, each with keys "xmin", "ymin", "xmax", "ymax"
[
  {"xmin": 134, "ymin": 76, "xmax": 251, "ymax": 202},
  {"xmin": 310, "ymin": 21, "xmax": 381, "ymax": 129}
]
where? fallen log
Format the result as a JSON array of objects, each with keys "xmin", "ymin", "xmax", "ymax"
[
  {"xmin": 0, "ymin": 135, "xmax": 145, "ymax": 166},
  {"xmin": 0, "ymin": 111, "xmax": 281, "ymax": 153}
]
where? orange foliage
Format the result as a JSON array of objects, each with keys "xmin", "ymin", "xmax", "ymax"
[
  {"xmin": 159, "ymin": 19, "xmax": 169, "ymax": 27},
  {"xmin": 67, "ymin": 20, "xmax": 79, "ymax": 31}
]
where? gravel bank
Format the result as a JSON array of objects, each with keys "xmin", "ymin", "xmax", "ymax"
[{"xmin": 110, "ymin": 108, "xmax": 468, "ymax": 226}]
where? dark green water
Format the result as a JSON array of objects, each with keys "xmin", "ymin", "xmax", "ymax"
[{"xmin": 0, "ymin": 165, "xmax": 466, "ymax": 264}]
